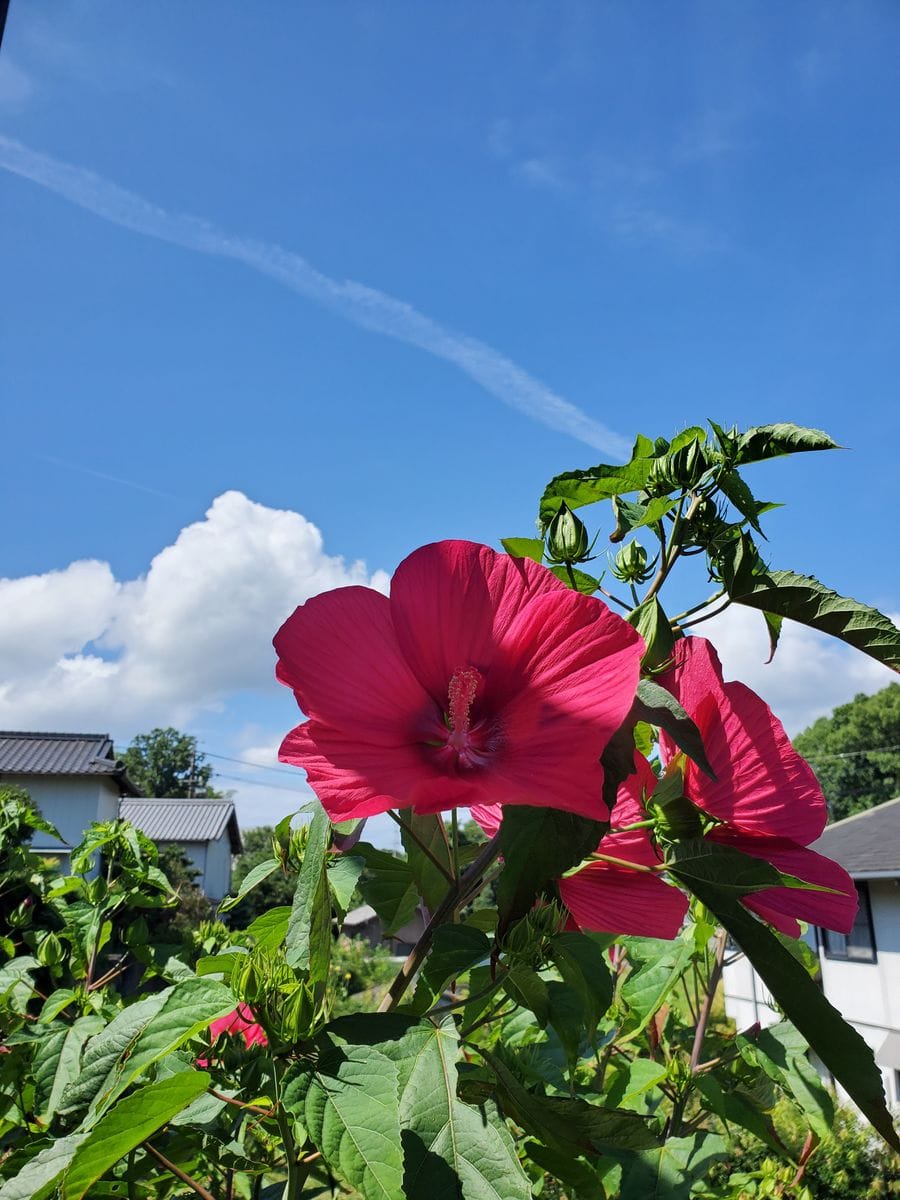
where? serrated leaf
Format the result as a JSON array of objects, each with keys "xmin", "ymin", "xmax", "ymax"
[
  {"xmin": 33, "ymin": 1015, "xmax": 105, "ymax": 1120},
  {"xmin": 539, "ymin": 459, "xmax": 656, "ymax": 530},
  {"xmin": 633, "ymin": 678, "xmax": 716, "ymax": 778},
  {"xmin": 0, "ymin": 1135, "xmax": 87, "ymax": 1200},
  {"xmin": 611, "ymin": 495, "xmax": 675, "ymax": 541},
  {"xmin": 617, "ymin": 1131, "xmax": 726, "ymax": 1199},
  {"xmin": 482, "ymin": 1049, "xmax": 660, "ymax": 1154},
  {"xmin": 355, "ymin": 843, "xmax": 420, "ymax": 936},
  {"xmin": 620, "ymin": 939, "xmax": 693, "ymax": 1035},
  {"xmin": 503, "ymin": 969, "xmax": 550, "ymax": 1026},
  {"xmin": 319, "ymin": 1014, "xmax": 532, "ymax": 1200},
  {"xmin": 285, "ymin": 806, "xmax": 331, "ymax": 977},
  {"xmin": 245, "ymin": 906, "xmax": 292, "ymax": 950},
  {"xmin": 734, "ymin": 423, "xmax": 840, "ymax": 465},
  {"xmin": 687, "ymin": 877, "xmax": 899, "ymax": 1151},
  {"xmin": 327, "ymin": 854, "xmax": 365, "ymax": 918},
  {"xmin": 762, "ymin": 611, "xmax": 783, "ymax": 663},
  {"xmin": 218, "ymin": 857, "xmax": 280, "ymax": 913},
  {"xmin": 422, "ymin": 924, "xmax": 490, "ymax": 997},
  {"xmin": 501, "ymin": 537, "xmax": 544, "ymax": 563},
  {"xmin": 717, "ymin": 468, "xmax": 768, "ymax": 534},
  {"xmin": 548, "ymin": 931, "xmax": 614, "ymax": 1040},
  {"xmin": 695, "ymin": 1075, "xmax": 786, "ymax": 1156},
  {"xmin": 550, "ymin": 565, "xmax": 600, "ymax": 593},
  {"xmin": 737, "ymin": 1021, "xmax": 834, "ymax": 1141},
  {"xmin": 627, "ymin": 600, "xmax": 676, "ymax": 672},
  {"xmin": 283, "ymin": 1037, "xmax": 403, "ymax": 1200},
  {"xmin": 667, "ymin": 839, "xmax": 787, "ymax": 894},
  {"xmin": 496, "ymin": 807, "xmax": 607, "ymax": 931},
  {"xmin": 719, "ymin": 539, "xmax": 900, "ymax": 670},
  {"xmin": 60, "ymin": 1072, "xmax": 210, "ymax": 1199}
]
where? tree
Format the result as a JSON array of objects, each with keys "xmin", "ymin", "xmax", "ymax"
[
  {"xmin": 793, "ymin": 683, "xmax": 900, "ymax": 823},
  {"xmin": 122, "ymin": 726, "xmax": 222, "ymax": 798}
]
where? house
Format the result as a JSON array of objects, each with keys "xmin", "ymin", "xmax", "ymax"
[
  {"xmin": 119, "ymin": 796, "xmax": 242, "ymax": 904},
  {"xmin": 0, "ymin": 731, "xmax": 242, "ymax": 903},
  {"xmin": 722, "ymin": 796, "xmax": 900, "ymax": 1109},
  {"xmin": 0, "ymin": 731, "xmax": 141, "ymax": 871},
  {"xmin": 343, "ymin": 903, "xmax": 428, "ymax": 957}
]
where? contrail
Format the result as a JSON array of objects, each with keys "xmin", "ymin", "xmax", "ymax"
[
  {"xmin": 36, "ymin": 454, "xmax": 182, "ymax": 501},
  {"xmin": 1, "ymin": 134, "xmax": 629, "ymax": 457}
]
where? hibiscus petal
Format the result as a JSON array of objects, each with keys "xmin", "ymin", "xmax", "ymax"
[
  {"xmin": 279, "ymin": 722, "xmax": 489, "ymax": 821},
  {"xmin": 560, "ymin": 848, "xmax": 688, "ymax": 940},
  {"xmin": 710, "ymin": 829, "xmax": 858, "ymax": 937},
  {"xmin": 390, "ymin": 540, "xmax": 565, "ymax": 702},
  {"xmin": 659, "ymin": 638, "xmax": 826, "ymax": 844},
  {"xmin": 469, "ymin": 802, "xmax": 502, "ymax": 838},
  {"xmin": 274, "ymin": 586, "xmax": 433, "ymax": 744}
]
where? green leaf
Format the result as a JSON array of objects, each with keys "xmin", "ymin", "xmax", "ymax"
[
  {"xmin": 245, "ymin": 906, "xmax": 292, "ymax": 950},
  {"xmin": 617, "ymin": 1132, "xmax": 727, "ymax": 1199},
  {"xmin": 686, "ymin": 877, "xmax": 900, "ymax": 1151},
  {"xmin": 218, "ymin": 857, "xmax": 280, "ymax": 913},
  {"xmin": 605, "ymin": 1058, "xmax": 669, "ymax": 1109},
  {"xmin": 762, "ymin": 611, "xmax": 783, "ymax": 663},
  {"xmin": 719, "ymin": 538, "xmax": 900, "ymax": 670},
  {"xmin": 695, "ymin": 1075, "xmax": 787, "ymax": 1156},
  {"xmin": 501, "ymin": 537, "xmax": 544, "ymax": 563},
  {"xmin": 398, "ymin": 812, "xmax": 453, "ymax": 911},
  {"xmin": 38, "ymin": 988, "xmax": 80, "ymax": 1023},
  {"xmin": 667, "ymin": 839, "xmax": 787, "ymax": 894},
  {"xmin": 550, "ymin": 565, "xmax": 600, "ymax": 593},
  {"xmin": 539, "ymin": 459, "xmax": 656, "ymax": 530},
  {"xmin": 481, "ymin": 1049, "xmax": 660, "ymax": 1154},
  {"xmin": 285, "ymin": 806, "xmax": 332, "ymax": 977},
  {"xmin": 33, "ymin": 1015, "xmax": 105, "ymax": 1121},
  {"xmin": 503, "ymin": 968, "xmax": 550, "ymax": 1026},
  {"xmin": 548, "ymin": 931, "xmax": 614, "ymax": 1040},
  {"xmin": 356, "ymin": 843, "xmax": 420, "ymax": 935},
  {"xmin": 319, "ymin": 1014, "xmax": 532, "ymax": 1199},
  {"xmin": 283, "ymin": 1037, "xmax": 403, "ymax": 1200},
  {"xmin": 0, "ymin": 1135, "xmax": 88, "ymax": 1200},
  {"xmin": 620, "ymin": 938, "xmax": 693, "ymax": 1035},
  {"xmin": 60, "ymin": 978, "xmax": 235, "ymax": 1122},
  {"xmin": 632, "ymin": 678, "xmax": 716, "ymax": 779},
  {"xmin": 717, "ymin": 468, "xmax": 769, "ymax": 534},
  {"xmin": 627, "ymin": 600, "xmax": 676, "ymax": 672},
  {"xmin": 524, "ymin": 1141, "xmax": 605, "ymax": 1199},
  {"xmin": 496, "ymin": 807, "xmax": 608, "ymax": 930},
  {"xmin": 734, "ymin": 423, "xmax": 840, "ymax": 465},
  {"xmin": 737, "ymin": 1021, "xmax": 834, "ymax": 1141},
  {"xmin": 60, "ymin": 1072, "xmax": 210, "ymax": 1199},
  {"xmin": 327, "ymin": 854, "xmax": 365, "ymax": 918},
  {"xmin": 422, "ymin": 925, "xmax": 491, "ymax": 997},
  {"xmin": 611, "ymin": 495, "xmax": 676, "ymax": 541}
]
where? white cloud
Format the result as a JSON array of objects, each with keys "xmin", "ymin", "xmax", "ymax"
[
  {"xmin": 699, "ymin": 605, "xmax": 898, "ymax": 735},
  {"xmin": 0, "ymin": 491, "xmax": 387, "ymax": 731},
  {"xmin": 0, "ymin": 135, "xmax": 628, "ymax": 458}
]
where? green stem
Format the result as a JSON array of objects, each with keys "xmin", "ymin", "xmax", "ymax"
[
  {"xmin": 678, "ymin": 599, "xmax": 732, "ymax": 630},
  {"xmin": 378, "ymin": 834, "xmax": 501, "ymax": 1012},
  {"xmin": 689, "ymin": 929, "xmax": 727, "ymax": 1073},
  {"xmin": 271, "ymin": 1059, "xmax": 301, "ymax": 1200},
  {"xmin": 451, "ymin": 808, "xmax": 460, "ymax": 883},
  {"xmin": 387, "ymin": 811, "xmax": 455, "ymax": 885},
  {"xmin": 143, "ymin": 1143, "xmax": 217, "ymax": 1200},
  {"xmin": 671, "ymin": 589, "xmax": 726, "ymax": 623}
]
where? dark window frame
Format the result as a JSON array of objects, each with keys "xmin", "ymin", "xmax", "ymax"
[{"xmin": 820, "ymin": 881, "xmax": 877, "ymax": 963}]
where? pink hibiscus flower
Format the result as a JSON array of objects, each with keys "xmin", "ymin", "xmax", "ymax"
[
  {"xmin": 209, "ymin": 1004, "xmax": 268, "ymax": 1049},
  {"xmin": 274, "ymin": 540, "xmax": 643, "ymax": 823},
  {"xmin": 658, "ymin": 637, "xmax": 857, "ymax": 937},
  {"xmin": 472, "ymin": 755, "xmax": 689, "ymax": 940}
]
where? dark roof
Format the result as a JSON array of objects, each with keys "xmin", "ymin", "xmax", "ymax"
[
  {"xmin": 119, "ymin": 797, "xmax": 242, "ymax": 853},
  {"xmin": 0, "ymin": 732, "xmax": 141, "ymax": 796},
  {"xmin": 811, "ymin": 797, "xmax": 900, "ymax": 877}
]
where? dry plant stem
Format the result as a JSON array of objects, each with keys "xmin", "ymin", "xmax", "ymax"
[
  {"xmin": 143, "ymin": 1142, "xmax": 218, "ymax": 1200},
  {"xmin": 209, "ymin": 1088, "xmax": 273, "ymax": 1116},
  {"xmin": 689, "ymin": 928, "xmax": 727, "ymax": 1073},
  {"xmin": 378, "ymin": 833, "xmax": 501, "ymax": 1013}
]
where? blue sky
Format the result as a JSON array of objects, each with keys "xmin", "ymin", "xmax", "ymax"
[{"xmin": 1, "ymin": 3, "xmax": 898, "ymax": 837}]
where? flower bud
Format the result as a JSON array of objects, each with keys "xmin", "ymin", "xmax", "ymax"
[
  {"xmin": 612, "ymin": 540, "xmax": 651, "ymax": 584},
  {"xmin": 647, "ymin": 439, "xmax": 709, "ymax": 495},
  {"xmin": 546, "ymin": 503, "xmax": 591, "ymax": 564}
]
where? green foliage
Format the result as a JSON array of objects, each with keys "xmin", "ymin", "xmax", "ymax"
[
  {"xmin": 228, "ymin": 823, "xmax": 300, "ymax": 924},
  {"xmin": 121, "ymin": 726, "xmax": 222, "ymax": 798},
  {"xmin": 794, "ymin": 683, "xmax": 900, "ymax": 821}
]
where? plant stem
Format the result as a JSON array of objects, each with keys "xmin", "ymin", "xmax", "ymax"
[
  {"xmin": 387, "ymin": 810, "xmax": 455, "ymax": 884},
  {"xmin": 378, "ymin": 833, "xmax": 501, "ymax": 1012},
  {"xmin": 689, "ymin": 929, "xmax": 727, "ymax": 1073},
  {"xmin": 143, "ymin": 1142, "xmax": 218, "ymax": 1200},
  {"xmin": 671, "ymin": 589, "xmax": 726, "ymax": 624},
  {"xmin": 450, "ymin": 809, "xmax": 460, "ymax": 883},
  {"xmin": 678, "ymin": 599, "xmax": 732, "ymax": 630}
]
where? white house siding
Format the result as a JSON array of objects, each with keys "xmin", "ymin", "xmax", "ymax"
[
  {"xmin": 202, "ymin": 833, "xmax": 233, "ymax": 904},
  {"xmin": 10, "ymin": 774, "xmax": 121, "ymax": 868},
  {"xmin": 722, "ymin": 880, "xmax": 900, "ymax": 1109}
]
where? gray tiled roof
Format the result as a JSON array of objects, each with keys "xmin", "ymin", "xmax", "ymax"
[
  {"xmin": 0, "ymin": 731, "xmax": 141, "ymax": 795},
  {"xmin": 811, "ymin": 796, "xmax": 900, "ymax": 877},
  {"xmin": 119, "ymin": 797, "xmax": 242, "ymax": 853}
]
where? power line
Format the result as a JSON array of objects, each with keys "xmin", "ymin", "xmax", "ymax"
[
  {"xmin": 803, "ymin": 744, "xmax": 900, "ymax": 762},
  {"xmin": 205, "ymin": 751, "xmax": 298, "ymax": 776},
  {"xmin": 213, "ymin": 771, "xmax": 310, "ymax": 794}
]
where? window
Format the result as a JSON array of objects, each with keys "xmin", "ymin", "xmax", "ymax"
[{"xmin": 821, "ymin": 882, "xmax": 876, "ymax": 962}]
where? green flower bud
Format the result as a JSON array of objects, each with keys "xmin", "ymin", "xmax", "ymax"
[
  {"xmin": 647, "ymin": 439, "xmax": 710, "ymax": 495},
  {"xmin": 612, "ymin": 540, "xmax": 653, "ymax": 585},
  {"xmin": 546, "ymin": 503, "xmax": 591, "ymax": 564}
]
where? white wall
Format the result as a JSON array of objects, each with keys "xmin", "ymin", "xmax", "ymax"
[
  {"xmin": 10, "ymin": 774, "xmax": 120, "ymax": 853},
  {"xmin": 203, "ymin": 833, "xmax": 232, "ymax": 903}
]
